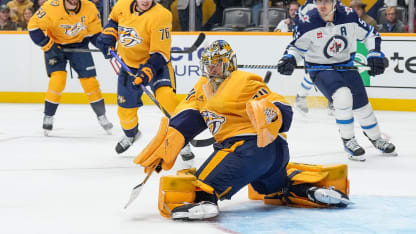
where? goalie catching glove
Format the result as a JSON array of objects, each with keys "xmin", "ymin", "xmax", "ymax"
[
  {"xmin": 133, "ymin": 117, "xmax": 185, "ymax": 173},
  {"xmin": 246, "ymin": 98, "xmax": 283, "ymax": 147}
]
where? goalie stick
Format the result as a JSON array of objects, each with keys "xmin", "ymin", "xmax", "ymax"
[
  {"xmin": 190, "ymin": 71, "xmax": 273, "ymax": 148},
  {"xmin": 61, "ymin": 32, "xmax": 206, "ymax": 54}
]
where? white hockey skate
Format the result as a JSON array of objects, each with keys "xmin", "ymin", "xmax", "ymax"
[
  {"xmin": 43, "ymin": 115, "xmax": 54, "ymax": 136},
  {"xmin": 294, "ymin": 94, "xmax": 309, "ymax": 115},
  {"xmin": 366, "ymin": 134, "xmax": 398, "ymax": 156},
  {"xmin": 179, "ymin": 144, "xmax": 195, "ymax": 169},
  {"xmin": 171, "ymin": 201, "xmax": 219, "ymax": 220},
  {"xmin": 115, "ymin": 130, "xmax": 141, "ymax": 154},
  {"xmin": 97, "ymin": 115, "xmax": 113, "ymax": 135},
  {"xmin": 307, "ymin": 186, "xmax": 353, "ymax": 207},
  {"xmin": 342, "ymin": 137, "xmax": 366, "ymax": 161}
]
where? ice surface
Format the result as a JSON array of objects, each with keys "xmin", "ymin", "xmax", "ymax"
[{"xmin": 0, "ymin": 104, "xmax": 415, "ymax": 233}]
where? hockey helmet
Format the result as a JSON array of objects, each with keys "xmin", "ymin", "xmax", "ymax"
[{"xmin": 200, "ymin": 40, "xmax": 237, "ymax": 87}]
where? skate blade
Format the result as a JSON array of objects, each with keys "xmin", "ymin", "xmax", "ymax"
[
  {"xmin": 347, "ymin": 154, "xmax": 366, "ymax": 162},
  {"xmin": 381, "ymin": 150, "xmax": 398, "ymax": 157},
  {"xmin": 104, "ymin": 129, "xmax": 112, "ymax": 135},
  {"xmin": 294, "ymin": 106, "xmax": 308, "ymax": 116}
]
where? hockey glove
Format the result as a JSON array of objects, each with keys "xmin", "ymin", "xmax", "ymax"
[
  {"xmin": 42, "ymin": 38, "xmax": 64, "ymax": 66},
  {"xmin": 367, "ymin": 50, "xmax": 385, "ymax": 76},
  {"xmin": 246, "ymin": 98, "xmax": 283, "ymax": 147},
  {"xmin": 132, "ymin": 63, "xmax": 155, "ymax": 89},
  {"xmin": 96, "ymin": 27, "xmax": 118, "ymax": 59},
  {"xmin": 277, "ymin": 54, "xmax": 296, "ymax": 75},
  {"xmin": 134, "ymin": 117, "xmax": 185, "ymax": 173}
]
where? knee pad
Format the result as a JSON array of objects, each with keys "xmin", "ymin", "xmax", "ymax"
[
  {"xmin": 45, "ymin": 71, "xmax": 67, "ymax": 103},
  {"xmin": 155, "ymin": 86, "xmax": 179, "ymax": 115},
  {"xmin": 353, "ymin": 103, "xmax": 380, "ymax": 139},
  {"xmin": 117, "ymin": 106, "xmax": 138, "ymax": 130},
  {"xmin": 159, "ymin": 172, "xmax": 214, "ymax": 218},
  {"xmin": 332, "ymin": 87, "xmax": 354, "ymax": 139},
  {"xmin": 248, "ymin": 162, "xmax": 349, "ymax": 208},
  {"xmin": 80, "ymin": 77, "xmax": 103, "ymax": 103}
]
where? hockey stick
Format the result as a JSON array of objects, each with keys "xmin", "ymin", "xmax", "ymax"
[
  {"xmin": 238, "ymin": 64, "xmax": 369, "ymax": 71},
  {"xmin": 61, "ymin": 32, "xmax": 206, "ymax": 54},
  {"xmin": 190, "ymin": 71, "xmax": 273, "ymax": 148},
  {"xmin": 171, "ymin": 32, "xmax": 206, "ymax": 54},
  {"xmin": 124, "ymin": 160, "xmax": 162, "ymax": 209}
]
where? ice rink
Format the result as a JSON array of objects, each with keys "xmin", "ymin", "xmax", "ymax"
[{"xmin": 1, "ymin": 103, "xmax": 415, "ymax": 234}]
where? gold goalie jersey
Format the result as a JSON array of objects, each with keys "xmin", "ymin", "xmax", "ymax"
[
  {"xmin": 176, "ymin": 70, "xmax": 291, "ymax": 143},
  {"xmin": 28, "ymin": 0, "xmax": 102, "ymax": 45},
  {"xmin": 109, "ymin": 0, "xmax": 172, "ymax": 68}
]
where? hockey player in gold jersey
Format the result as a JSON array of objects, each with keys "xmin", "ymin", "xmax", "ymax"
[
  {"xmin": 134, "ymin": 40, "xmax": 352, "ymax": 220},
  {"xmin": 28, "ymin": 0, "xmax": 113, "ymax": 136},
  {"xmin": 95, "ymin": 0, "xmax": 194, "ymax": 162}
]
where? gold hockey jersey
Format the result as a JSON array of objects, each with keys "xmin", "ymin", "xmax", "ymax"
[
  {"xmin": 28, "ymin": 0, "xmax": 102, "ymax": 45},
  {"xmin": 176, "ymin": 70, "xmax": 291, "ymax": 143},
  {"xmin": 109, "ymin": 0, "xmax": 172, "ymax": 68}
]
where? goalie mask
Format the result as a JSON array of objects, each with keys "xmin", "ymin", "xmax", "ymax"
[{"xmin": 200, "ymin": 40, "xmax": 237, "ymax": 90}]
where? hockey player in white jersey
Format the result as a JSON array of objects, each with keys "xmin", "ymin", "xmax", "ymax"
[
  {"xmin": 294, "ymin": 0, "xmax": 334, "ymax": 115},
  {"xmin": 277, "ymin": 0, "xmax": 396, "ymax": 161}
]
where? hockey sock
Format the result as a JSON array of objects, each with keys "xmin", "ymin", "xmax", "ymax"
[
  {"xmin": 332, "ymin": 87, "xmax": 354, "ymax": 139},
  {"xmin": 353, "ymin": 103, "xmax": 381, "ymax": 140},
  {"xmin": 155, "ymin": 86, "xmax": 179, "ymax": 115}
]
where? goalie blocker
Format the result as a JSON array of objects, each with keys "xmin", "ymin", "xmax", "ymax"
[{"xmin": 157, "ymin": 162, "xmax": 351, "ymax": 220}]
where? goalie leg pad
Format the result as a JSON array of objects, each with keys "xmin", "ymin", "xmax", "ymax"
[
  {"xmin": 80, "ymin": 77, "xmax": 103, "ymax": 103},
  {"xmin": 45, "ymin": 71, "xmax": 67, "ymax": 103},
  {"xmin": 249, "ymin": 162, "xmax": 349, "ymax": 208},
  {"xmin": 246, "ymin": 98, "xmax": 283, "ymax": 147},
  {"xmin": 158, "ymin": 174, "xmax": 215, "ymax": 219}
]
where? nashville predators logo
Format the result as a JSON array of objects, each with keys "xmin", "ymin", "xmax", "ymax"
[
  {"xmin": 201, "ymin": 111, "xmax": 225, "ymax": 135},
  {"xmin": 60, "ymin": 22, "xmax": 86, "ymax": 37},
  {"xmin": 117, "ymin": 95, "xmax": 126, "ymax": 104},
  {"xmin": 118, "ymin": 26, "xmax": 143, "ymax": 47}
]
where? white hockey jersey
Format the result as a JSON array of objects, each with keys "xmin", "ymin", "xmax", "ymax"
[{"xmin": 287, "ymin": 4, "xmax": 381, "ymax": 66}]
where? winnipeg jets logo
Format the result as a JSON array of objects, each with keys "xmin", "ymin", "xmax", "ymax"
[
  {"xmin": 345, "ymin": 7, "xmax": 354, "ymax": 15},
  {"xmin": 201, "ymin": 111, "xmax": 225, "ymax": 135},
  {"xmin": 60, "ymin": 22, "xmax": 86, "ymax": 37},
  {"xmin": 300, "ymin": 14, "xmax": 310, "ymax": 23},
  {"xmin": 118, "ymin": 26, "xmax": 143, "ymax": 47},
  {"xmin": 323, "ymin": 35, "xmax": 348, "ymax": 58}
]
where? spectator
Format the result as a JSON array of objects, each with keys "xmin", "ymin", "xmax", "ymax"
[
  {"xmin": 157, "ymin": 0, "xmax": 174, "ymax": 9},
  {"xmin": 243, "ymin": 0, "xmax": 263, "ymax": 25},
  {"xmin": 202, "ymin": 0, "xmax": 240, "ymax": 30},
  {"xmin": 177, "ymin": 0, "xmax": 203, "ymax": 31},
  {"xmin": 379, "ymin": 6, "xmax": 405, "ymax": 32},
  {"xmin": 0, "ymin": 4, "xmax": 17, "ymax": 30},
  {"xmin": 16, "ymin": 7, "xmax": 32, "ymax": 30},
  {"xmin": 7, "ymin": 0, "xmax": 33, "ymax": 23},
  {"xmin": 32, "ymin": 0, "xmax": 46, "ymax": 12},
  {"xmin": 0, "ymin": 0, "xmax": 11, "ymax": 6},
  {"xmin": 274, "ymin": 1, "xmax": 299, "ymax": 32},
  {"xmin": 349, "ymin": 0, "xmax": 378, "ymax": 29}
]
